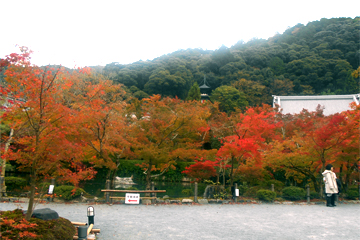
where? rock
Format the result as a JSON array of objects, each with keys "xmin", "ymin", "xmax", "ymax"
[
  {"xmin": 80, "ymin": 195, "xmax": 87, "ymax": 202},
  {"xmin": 170, "ymin": 200, "xmax": 181, "ymax": 204},
  {"xmin": 156, "ymin": 198, "xmax": 165, "ymax": 204},
  {"xmin": 142, "ymin": 199, "xmax": 152, "ymax": 205},
  {"xmin": 28, "ymin": 208, "xmax": 59, "ymax": 220},
  {"xmin": 163, "ymin": 195, "xmax": 170, "ymax": 199},
  {"xmin": 182, "ymin": 199, "xmax": 193, "ymax": 204},
  {"xmin": 198, "ymin": 199, "xmax": 209, "ymax": 204},
  {"xmin": 94, "ymin": 197, "xmax": 99, "ymax": 201},
  {"xmin": 208, "ymin": 199, "xmax": 217, "ymax": 204}
]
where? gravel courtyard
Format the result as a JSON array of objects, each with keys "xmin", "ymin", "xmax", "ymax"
[{"xmin": 1, "ymin": 202, "xmax": 359, "ymax": 240}]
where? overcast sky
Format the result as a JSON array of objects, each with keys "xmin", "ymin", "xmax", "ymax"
[{"xmin": 1, "ymin": 0, "xmax": 359, "ymax": 68}]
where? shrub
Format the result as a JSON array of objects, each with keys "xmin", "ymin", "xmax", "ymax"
[
  {"xmin": 38, "ymin": 182, "xmax": 51, "ymax": 193},
  {"xmin": 5, "ymin": 177, "xmax": 27, "ymax": 192},
  {"xmin": 345, "ymin": 186, "xmax": 359, "ymax": 200},
  {"xmin": 260, "ymin": 180, "xmax": 284, "ymax": 192},
  {"xmin": 181, "ymin": 189, "xmax": 194, "ymax": 196},
  {"xmin": 238, "ymin": 184, "xmax": 249, "ymax": 196},
  {"xmin": 54, "ymin": 185, "xmax": 85, "ymax": 201},
  {"xmin": 243, "ymin": 186, "xmax": 264, "ymax": 198},
  {"xmin": 256, "ymin": 190, "xmax": 276, "ymax": 202},
  {"xmin": 282, "ymin": 186, "xmax": 306, "ymax": 201},
  {"xmin": 0, "ymin": 209, "xmax": 75, "ymax": 240},
  {"xmin": 310, "ymin": 191, "xmax": 320, "ymax": 199}
]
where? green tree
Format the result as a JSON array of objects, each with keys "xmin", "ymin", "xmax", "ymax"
[
  {"xmin": 186, "ymin": 82, "xmax": 201, "ymax": 101},
  {"xmin": 210, "ymin": 86, "xmax": 248, "ymax": 113},
  {"xmin": 144, "ymin": 68, "xmax": 188, "ymax": 99}
]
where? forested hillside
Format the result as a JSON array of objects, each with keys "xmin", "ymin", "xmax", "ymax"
[{"xmin": 101, "ymin": 17, "xmax": 359, "ymax": 106}]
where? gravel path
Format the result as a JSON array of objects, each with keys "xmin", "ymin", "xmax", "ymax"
[{"xmin": 1, "ymin": 202, "xmax": 360, "ymax": 240}]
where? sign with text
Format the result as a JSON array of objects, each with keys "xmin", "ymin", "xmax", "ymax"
[
  {"xmin": 235, "ymin": 189, "xmax": 239, "ymax": 197},
  {"xmin": 125, "ymin": 193, "xmax": 140, "ymax": 204}
]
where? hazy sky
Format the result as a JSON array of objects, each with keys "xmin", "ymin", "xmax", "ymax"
[{"xmin": 1, "ymin": 0, "xmax": 359, "ymax": 68}]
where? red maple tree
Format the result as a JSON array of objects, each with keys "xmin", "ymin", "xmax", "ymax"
[{"xmin": 0, "ymin": 48, "xmax": 96, "ymax": 220}]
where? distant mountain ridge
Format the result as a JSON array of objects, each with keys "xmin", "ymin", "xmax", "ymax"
[{"xmin": 99, "ymin": 17, "xmax": 359, "ymax": 105}]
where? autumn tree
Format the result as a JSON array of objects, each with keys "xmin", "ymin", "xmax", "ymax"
[
  {"xmin": 67, "ymin": 72, "xmax": 131, "ymax": 189},
  {"xmin": 334, "ymin": 103, "xmax": 360, "ymax": 190},
  {"xmin": 182, "ymin": 158, "xmax": 217, "ymax": 182},
  {"xmin": 0, "ymin": 49, "xmax": 95, "ymax": 220},
  {"xmin": 265, "ymin": 106, "xmax": 358, "ymax": 192},
  {"xmin": 128, "ymin": 95, "xmax": 214, "ymax": 190},
  {"xmin": 216, "ymin": 105, "xmax": 280, "ymax": 186}
]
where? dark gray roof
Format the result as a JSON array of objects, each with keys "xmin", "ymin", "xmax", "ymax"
[
  {"xmin": 273, "ymin": 94, "xmax": 360, "ymax": 115},
  {"xmin": 199, "ymin": 75, "xmax": 210, "ymax": 89}
]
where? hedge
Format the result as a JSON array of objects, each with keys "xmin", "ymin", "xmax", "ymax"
[
  {"xmin": 282, "ymin": 186, "xmax": 306, "ymax": 201},
  {"xmin": 257, "ymin": 189, "xmax": 276, "ymax": 202}
]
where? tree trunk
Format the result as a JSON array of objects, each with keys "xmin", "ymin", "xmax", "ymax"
[
  {"xmin": 310, "ymin": 174, "xmax": 320, "ymax": 193},
  {"xmin": 229, "ymin": 156, "xmax": 235, "ymax": 187},
  {"xmin": 0, "ymin": 128, "xmax": 14, "ymax": 197},
  {"xmin": 25, "ymin": 178, "xmax": 36, "ymax": 220},
  {"xmin": 145, "ymin": 159, "xmax": 152, "ymax": 197},
  {"xmin": 222, "ymin": 165, "xmax": 226, "ymax": 187}
]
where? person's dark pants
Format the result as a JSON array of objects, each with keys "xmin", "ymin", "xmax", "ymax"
[{"xmin": 326, "ymin": 194, "xmax": 336, "ymax": 207}]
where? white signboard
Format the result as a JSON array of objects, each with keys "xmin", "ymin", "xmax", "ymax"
[
  {"xmin": 235, "ymin": 189, "xmax": 239, "ymax": 197},
  {"xmin": 48, "ymin": 185, "xmax": 54, "ymax": 194},
  {"xmin": 125, "ymin": 193, "xmax": 140, "ymax": 204}
]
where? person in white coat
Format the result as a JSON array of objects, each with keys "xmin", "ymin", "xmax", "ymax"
[{"xmin": 322, "ymin": 164, "xmax": 338, "ymax": 207}]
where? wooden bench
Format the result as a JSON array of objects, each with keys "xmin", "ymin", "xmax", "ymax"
[{"xmin": 101, "ymin": 190, "xmax": 166, "ymax": 203}]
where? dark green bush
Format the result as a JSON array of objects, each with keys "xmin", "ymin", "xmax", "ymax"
[
  {"xmin": 256, "ymin": 190, "xmax": 276, "ymax": 202},
  {"xmin": 238, "ymin": 184, "xmax": 249, "ymax": 196},
  {"xmin": 5, "ymin": 177, "xmax": 27, "ymax": 192},
  {"xmin": 345, "ymin": 186, "xmax": 359, "ymax": 200},
  {"xmin": 181, "ymin": 189, "xmax": 194, "ymax": 196},
  {"xmin": 282, "ymin": 186, "xmax": 306, "ymax": 201},
  {"xmin": 310, "ymin": 191, "xmax": 320, "ymax": 199},
  {"xmin": 243, "ymin": 186, "xmax": 264, "ymax": 198},
  {"xmin": 260, "ymin": 180, "xmax": 284, "ymax": 192},
  {"xmin": 54, "ymin": 185, "xmax": 85, "ymax": 201}
]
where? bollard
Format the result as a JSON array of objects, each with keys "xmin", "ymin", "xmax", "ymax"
[
  {"xmin": 194, "ymin": 182, "xmax": 198, "ymax": 203},
  {"xmin": 78, "ymin": 225, "xmax": 88, "ymax": 240},
  {"xmin": 105, "ymin": 180, "xmax": 110, "ymax": 203},
  {"xmin": 234, "ymin": 183, "xmax": 238, "ymax": 203},
  {"xmin": 306, "ymin": 185, "xmax": 310, "ymax": 204},
  {"xmin": 271, "ymin": 184, "xmax": 274, "ymax": 192},
  {"xmin": 87, "ymin": 206, "xmax": 95, "ymax": 226}
]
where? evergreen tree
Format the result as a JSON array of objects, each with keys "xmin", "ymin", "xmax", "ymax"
[{"xmin": 186, "ymin": 82, "xmax": 201, "ymax": 101}]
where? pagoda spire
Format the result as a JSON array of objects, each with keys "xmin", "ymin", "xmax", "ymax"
[{"xmin": 199, "ymin": 74, "xmax": 211, "ymax": 103}]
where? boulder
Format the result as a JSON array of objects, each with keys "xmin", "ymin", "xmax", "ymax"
[
  {"xmin": 28, "ymin": 208, "xmax": 59, "ymax": 220},
  {"xmin": 182, "ymin": 199, "xmax": 193, "ymax": 204},
  {"xmin": 141, "ymin": 199, "xmax": 152, "ymax": 205},
  {"xmin": 198, "ymin": 199, "xmax": 209, "ymax": 204}
]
